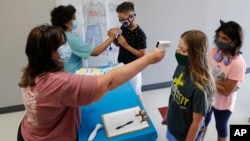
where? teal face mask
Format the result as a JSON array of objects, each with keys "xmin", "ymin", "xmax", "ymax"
[{"xmin": 175, "ymin": 52, "xmax": 189, "ymax": 66}]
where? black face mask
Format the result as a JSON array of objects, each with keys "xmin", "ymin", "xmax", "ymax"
[
  {"xmin": 215, "ymin": 39, "xmax": 235, "ymax": 51},
  {"xmin": 175, "ymin": 52, "xmax": 189, "ymax": 66}
]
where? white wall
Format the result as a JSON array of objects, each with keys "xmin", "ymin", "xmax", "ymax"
[
  {"xmin": 0, "ymin": 0, "xmax": 56, "ymax": 108},
  {"xmin": 0, "ymin": 0, "xmax": 250, "ymax": 108},
  {"xmin": 132, "ymin": 0, "xmax": 250, "ymax": 85}
]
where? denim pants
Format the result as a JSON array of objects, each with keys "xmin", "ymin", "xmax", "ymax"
[
  {"xmin": 167, "ymin": 129, "xmax": 178, "ymax": 141},
  {"xmin": 85, "ymin": 24, "xmax": 103, "ymax": 46},
  {"xmin": 167, "ymin": 128, "xmax": 202, "ymax": 141}
]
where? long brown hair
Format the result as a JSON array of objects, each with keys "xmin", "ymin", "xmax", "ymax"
[
  {"xmin": 18, "ymin": 24, "xmax": 66, "ymax": 88},
  {"xmin": 181, "ymin": 30, "xmax": 215, "ymax": 94}
]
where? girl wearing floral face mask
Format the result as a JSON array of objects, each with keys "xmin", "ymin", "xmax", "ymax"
[
  {"xmin": 113, "ymin": 2, "xmax": 147, "ymax": 102},
  {"xmin": 202, "ymin": 20, "xmax": 246, "ymax": 141}
]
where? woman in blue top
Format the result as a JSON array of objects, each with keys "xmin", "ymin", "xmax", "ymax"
[{"xmin": 50, "ymin": 5, "xmax": 119, "ymax": 73}]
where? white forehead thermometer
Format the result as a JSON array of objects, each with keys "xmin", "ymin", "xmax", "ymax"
[{"xmin": 156, "ymin": 41, "xmax": 171, "ymax": 49}]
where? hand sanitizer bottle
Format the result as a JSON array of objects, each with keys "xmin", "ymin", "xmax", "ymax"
[{"xmin": 108, "ymin": 45, "xmax": 115, "ymax": 67}]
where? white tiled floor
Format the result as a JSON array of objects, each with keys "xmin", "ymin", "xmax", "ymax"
[{"xmin": 1, "ymin": 74, "xmax": 250, "ymax": 141}]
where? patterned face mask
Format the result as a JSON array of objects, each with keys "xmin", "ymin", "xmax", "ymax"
[
  {"xmin": 119, "ymin": 15, "xmax": 134, "ymax": 27},
  {"xmin": 120, "ymin": 19, "xmax": 131, "ymax": 27}
]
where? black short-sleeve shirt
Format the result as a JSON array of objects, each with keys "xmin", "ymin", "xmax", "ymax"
[{"xmin": 118, "ymin": 25, "xmax": 147, "ymax": 64}]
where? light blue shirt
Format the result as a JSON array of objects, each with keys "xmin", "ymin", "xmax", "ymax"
[{"xmin": 64, "ymin": 32, "xmax": 94, "ymax": 73}]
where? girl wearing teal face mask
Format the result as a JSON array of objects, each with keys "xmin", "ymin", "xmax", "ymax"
[{"xmin": 161, "ymin": 30, "xmax": 216, "ymax": 141}]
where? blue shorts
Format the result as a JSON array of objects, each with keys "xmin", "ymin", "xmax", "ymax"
[
  {"xmin": 204, "ymin": 107, "xmax": 232, "ymax": 137},
  {"xmin": 166, "ymin": 128, "xmax": 202, "ymax": 141},
  {"xmin": 166, "ymin": 129, "xmax": 178, "ymax": 141}
]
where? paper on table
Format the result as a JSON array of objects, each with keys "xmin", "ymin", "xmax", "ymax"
[
  {"xmin": 75, "ymin": 68, "xmax": 105, "ymax": 75},
  {"xmin": 75, "ymin": 63, "xmax": 124, "ymax": 75},
  {"xmin": 102, "ymin": 106, "xmax": 150, "ymax": 138}
]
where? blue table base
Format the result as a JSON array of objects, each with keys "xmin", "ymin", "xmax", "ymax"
[{"xmin": 78, "ymin": 82, "xmax": 158, "ymax": 141}]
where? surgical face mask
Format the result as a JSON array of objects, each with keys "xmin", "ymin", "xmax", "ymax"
[
  {"xmin": 175, "ymin": 52, "xmax": 189, "ymax": 66},
  {"xmin": 72, "ymin": 20, "xmax": 78, "ymax": 30},
  {"xmin": 57, "ymin": 42, "xmax": 72, "ymax": 62},
  {"xmin": 215, "ymin": 39, "xmax": 235, "ymax": 51}
]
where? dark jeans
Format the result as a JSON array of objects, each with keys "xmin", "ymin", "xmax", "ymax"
[{"xmin": 17, "ymin": 121, "xmax": 25, "ymax": 141}]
